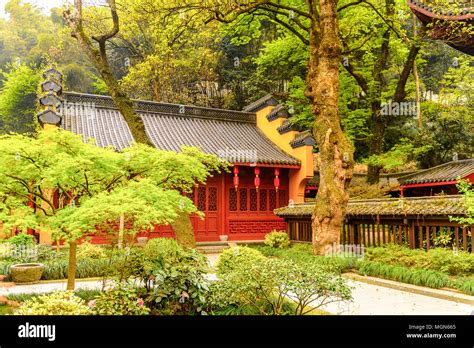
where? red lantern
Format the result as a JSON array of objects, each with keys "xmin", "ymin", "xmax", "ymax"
[
  {"xmin": 254, "ymin": 167, "xmax": 260, "ymax": 191},
  {"xmin": 273, "ymin": 168, "xmax": 280, "ymax": 191},
  {"xmin": 233, "ymin": 165, "xmax": 239, "ymax": 190}
]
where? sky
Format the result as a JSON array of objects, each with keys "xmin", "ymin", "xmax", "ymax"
[{"xmin": 0, "ymin": 0, "xmax": 67, "ymax": 18}]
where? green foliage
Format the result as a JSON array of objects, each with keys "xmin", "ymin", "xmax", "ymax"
[
  {"xmin": 0, "ymin": 64, "xmax": 40, "ymax": 134},
  {"xmin": 6, "ymin": 233, "xmax": 35, "ymax": 246},
  {"xmin": 365, "ymin": 139, "xmax": 432, "ymax": 172},
  {"xmin": 7, "ymin": 289, "xmax": 101, "ymax": 303},
  {"xmin": 1, "ymin": 256, "xmax": 113, "ymax": 281},
  {"xmin": 0, "ymin": 128, "xmax": 224, "ymax": 286},
  {"xmin": 433, "ymin": 229, "xmax": 452, "ymax": 247},
  {"xmin": 112, "ymin": 247, "xmax": 154, "ymax": 290},
  {"xmin": 264, "ymin": 230, "xmax": 290, "ymax": 248},
  {"xmin": 77, "ymin": 242, "xmax": 106, "ymax": 260},
  {"xmin": 255, "ymin": 244, "xmax": 358, "ymax": 274},
  {"xmin": 92, "ymin": 282, "xmax": 150, "ymax": 315},
  {"xmin": 365, "ymin": 244, "xmax": 474, "ymax": 276},
  {"xmin": 145, "ymin": 240, "xmax": 209, "ymax": 315},
  {"xmin": 14, "ymin": 291, "xmax": 91, "ymax": 315},
  {"xmin": 450, "ymin": 180, "xmax": 474, "ymax": 226},
  {"xmin": 208, "ymin": 258, "xmax": 351, "ymax": 315},
  {"xmin": 215, "ymin": 246, "xmax": 266, "ymax": 276},
  {"xmin": 143, "ymin": 238, "xmax": 183, "ymax": 263},
  {"xmin": 450, "ymin": 278, "xmax": 474, "ymax": 296},
  {"xmin": 358, "ymin": 261, "xmax": 450, "ymax": 289}
]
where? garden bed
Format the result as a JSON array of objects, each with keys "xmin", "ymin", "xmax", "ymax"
[{"xmin": 253, "ymin": 244, "xmax": 474, "ymax": 296}]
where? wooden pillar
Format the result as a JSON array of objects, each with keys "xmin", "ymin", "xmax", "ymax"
[{"xmin": 408, "ymin": 220, "xmax": 415, "ymax": 249}]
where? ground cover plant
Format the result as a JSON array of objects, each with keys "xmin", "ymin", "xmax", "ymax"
[
  {"xmin": 210, "ymin": 247, "xmax": 352, "ymax": 315},
  {"xmin": 256, "ymin": 243, "xmax": 474, "ymax": 295},
  {"xmin": 254, "ymin": 244, "xmax": 359, "ymax": 274},
  {"xmin": 0, "ymin": 239, "xmax": 118, "ymax": 281},
  {"xmin": 364, "ymin": 244, "xmax": 474, "ymax": 277}
]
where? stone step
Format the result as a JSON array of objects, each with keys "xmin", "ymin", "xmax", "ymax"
[{"xmin": 197, "ymin": 245, "xmax": 229, "ymax": 254}]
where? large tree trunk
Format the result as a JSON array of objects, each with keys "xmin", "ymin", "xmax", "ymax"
[
  {"xmin": 366, "ymin": 15, "xmax": 392, "ymax": 184},
  {"xmin": 66, "ymin": 241, "xmax": 77, "ymax": 290},
  {"xmin": 68, "ymin": 32, "xmax": 151, "ymax": 145},
  {"xmin": 306, "ymin": 0, "xmax": 354, "ymax": 255}
]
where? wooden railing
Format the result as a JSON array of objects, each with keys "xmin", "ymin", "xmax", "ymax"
[{"xmin": 287, "ymin": 217, "xmax": 473, "ymax": 252}]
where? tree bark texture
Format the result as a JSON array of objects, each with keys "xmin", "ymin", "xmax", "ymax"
[{"xmin": 306, "ymin": 0, "xmax": 354, "ymax": 255}]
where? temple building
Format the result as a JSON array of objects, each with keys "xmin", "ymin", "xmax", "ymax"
[
  {"xmin": 398, "ymin": 159, "xmax": 474, "ymax": 197},
  {"xmin": 408, "ymin": 0, "xmax": 474, "ymax": 55},
  {"xmin": 38, "ymin": 69, "xmax": 315, "ymax": 243}
]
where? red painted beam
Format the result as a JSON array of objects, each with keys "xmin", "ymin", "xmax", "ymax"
[
  {"xmin": 232, "ymin": 162, "xmax": 300, "ymax": 169},
  {"xmin": 401, "ymin": 180, "xmax": 459, "ymax": 189}
]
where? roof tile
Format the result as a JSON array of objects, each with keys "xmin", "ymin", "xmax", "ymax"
[
  {"xmin": 274, "ymin": 195, "xmax": 468, "ymax": 217},
  {"xmin": 60, "ymin": 92, "xmax": 300, "ymax": 166},
  {"xmin": 399, "ymin": 159, "xmax": 474, "ymax": 185}
]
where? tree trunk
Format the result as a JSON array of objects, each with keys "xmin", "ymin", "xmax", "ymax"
[
  {"xmin": 67, "ymin": 241, "xmax": 77, "ymax": 290},
  {"xmin": 173, "ymin": 211, "xmax": 196, "ymax": 249},
  {"xmin": 71, "ymin": 33, "xmax": 151, "ymax": 146},
  {"xmin": 306, "ymin": 0, "xmax": 354, "ymax": 255},
  {"xmin": 65, "ymin": 13, "xmax": 196, "ymax": 250}
]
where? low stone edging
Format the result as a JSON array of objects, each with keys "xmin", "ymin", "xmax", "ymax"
[{"xmin": 343, "ymin": 272, "xmax": 474, "ymax": 306}]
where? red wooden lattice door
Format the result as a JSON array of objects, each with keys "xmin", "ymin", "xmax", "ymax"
[{"xmin": 188, "ymin": 185, "xmax": 220, "ymax": 242}]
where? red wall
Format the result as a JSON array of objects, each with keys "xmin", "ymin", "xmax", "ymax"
[{"xmin": 126, "ymin": 167, "xmax": 289, "ymax": 243}]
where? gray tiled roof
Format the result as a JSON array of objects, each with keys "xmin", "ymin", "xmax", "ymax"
[
  {"xmin": 59, "ymin": 92, "xmax": 299, "ymax": 166},
  {"xmin": 399, "ymin": 159, "xmax": 474, "ymax": 185},
  {"xmin": 274, "ymin": 195, "xmax": 468, "ymax": 217}
]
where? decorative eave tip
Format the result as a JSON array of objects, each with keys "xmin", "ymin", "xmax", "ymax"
[
  {"xmin": 43, "ymin": 67, "xmax": 63, "ymax": 83},
  {"xmin": 37, "ymin": 109, "xmax": 61, "ymax": 127}
]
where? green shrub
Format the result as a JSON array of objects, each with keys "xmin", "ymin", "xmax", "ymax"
[
  {"xmin": 136, "ymin": 238, "xmax": 210, "ymax": 315},
  {"xmin": 92, "ymin": 283, "xmax": 150, "ymax": 315},
  {"xmin": 365, "ymin": 244, "xmax": 474, "ymax": 276},
  {"xmin": 208, "ymin": 258, "xmax": 351, "ymax": 315},
  {"xmin": 255, "ymin": 244, "xmax": 358, "ymax": 274},
  {"xmin": 143, "ymin": 238, "xmax": 183, "ymax": 264},
  {"xmin": 264, "ymin": 230, "xmax": 290, "ymax": 248},
  {"xmin": 148, "ymin": 248, "xmax": 209, "ymax": 315},
  {"xmin": 216, "ymin": 246, "xmax": 266, "ymax": 276},
  {"xmin": 77, "ymin": 242, "xmax": 106, "ymax": 259},
  {"xmin": 450, "ymin": 278, "xmax": 474, "ymax": 296},
  {"xmin": 358, "ymin": 261, "xmax": 450, "ymax": 289},
  {"xmin": 112, "ymin": 247, "xmax": 156, "ymax": 291},
  {"xmin": 14, "ymin": 291, "xmax": 91, "ymax": 315},
  {"xmin": 7, "ymin": 233, "xmax": 35, "ymax": 246}
]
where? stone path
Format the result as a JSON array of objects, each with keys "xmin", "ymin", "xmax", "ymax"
[
  {"xmin": 320, "ymin": 279, "xmax": 474, "ymax": 315},
  {"xmin": 1, "ymin": 253, "xmax": 473, "ymax": 315}
]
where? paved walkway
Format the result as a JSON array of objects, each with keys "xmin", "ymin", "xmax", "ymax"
[
  {"xmin": 320, "ymin": 280, "xmax": 474, "ymax": 315},
  {"xmin": 1, "ymin": 254, "xmax": 473, "ymax": 315}
]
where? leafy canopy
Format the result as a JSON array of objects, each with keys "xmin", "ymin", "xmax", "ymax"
[{"xmin": 0, "ymin": 128, "xmax": 226, "ymax": 242}]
